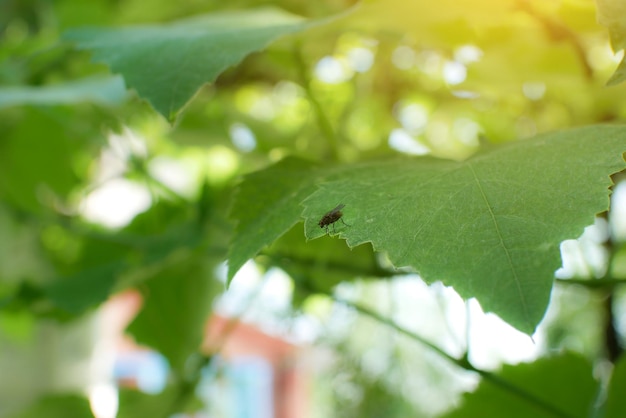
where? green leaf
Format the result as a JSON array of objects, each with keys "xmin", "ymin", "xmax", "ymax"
[
  {"xmin": 227, "ymin": 157, "xmax": 322, "ymax": 282},
  {"xmin": 443, "ymin": 353, "xmax": 597, "ymax": 418},
  {"xmin": 126, "ymin": 258, "xmax": 220, "ymax": 375},
  {"xmin": 9, "ymin": 394, "xmax": 93, "ymax": 418},
  {"xmin": 63, "ymin": 8, "xmax": 313, "ymax": 121},
  {"xmin": 605, "ymin": 354, "xmax": 626, "ymax": 418},
  {"xmin": 299, "ymin": 126, "xmax": 625, "ymax": 334},
  {"xmin": 0, "ymin": 76, "xmax": 126, "ymax": 109}
]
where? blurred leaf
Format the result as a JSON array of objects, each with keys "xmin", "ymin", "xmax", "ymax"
[
  {"xmin": 596, "ymin": 0, "xmax": 626, "ymax": 52},
  {"xmin": 299, "ymin": 125, "xmax": 626, "ymax": 334},
  {"xmin": 444, "ymin": 353, "xmax": 596, "ymax": 418},
  {"xmin": 117, "ymin": 387, "xmax": 202, "ymax": 418},
  {"xmin": 63, "ymin": 8, "xmax": 316, "ymax": 121},
  {"xmin": 44, "ymin": 261, "xmax": 126, "ymax": 314},
  {"xmin": 127, "ymin": 258, "xmax": 221, "ymax": 375},
  {"xmin": 607, "ymin": 58, "xmax": 626, "ymax": 86},
  {"xmin": 9, "ymin": 394, "xmax": 93, "ymax": 418},
  {"xmin": 0, "ymin": 76, "xmax": 126, "ymax": 109},
  {"xmin": 0, "ymin": 109, "xmax": 85, "ymax": 212},
  {"xmin": 605, "ymin": 354, "xmax": 626, "ymax": 418},
  {"xmin": 227, "ymin": 157, "xmax": 322, "ymax": 282},
  {"xmin": 595, "ymin": 0, "xmax": 626, "ymax": 86}
]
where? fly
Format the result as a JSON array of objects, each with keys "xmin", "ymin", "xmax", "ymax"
[{"xmin": 318, "ymin": 204, "xmax": 350, "ymax": 234}]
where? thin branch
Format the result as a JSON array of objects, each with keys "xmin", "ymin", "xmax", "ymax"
[
  {"xmin": 556, "ymin": 277, "xmax": 626, "ymax": 289},
  {"xmin": 516, "ymin": 0, "xmax": 593, "ymax": 80},
  {"xmin": 332, "ymin": 295, "xmax": 577, "ymax": 418},
  {"xmin": 293, "ymin": 43, "xmax": 341, "ymax": 160}
]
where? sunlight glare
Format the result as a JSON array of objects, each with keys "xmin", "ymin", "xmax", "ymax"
[
  {"xmin": 81, "ymin": 179, "xmax": 151, "ymax": 228},
  {"xmin": 392, "ymin": 46, "xmax": 416, "ymax": 70},
  {"xmin": 610, "ymin": 181, "xmax": 626, "ymax": 241},
  {"xmin": 442, "ymin": 61, "xmax": 466, "ymax": 85},
  {"xmin": 315, "ymin": 56, "xmax": 353, "ymax": 84},
  {"xmin": 522, "ymin": 82, "xmax": 546, "ymax": 100},
  {"xmin": 388, "ymin": 129, "xmax": 430, "ymax": 155},
  {"xmin": 89, "ymin": 383, "xmax": 118, "ymax": 418},
  {"xmin": 229, "ymin": 122, "xmax": 257, "ymax": 152},
  {"xmin": 347, "ymin": 47, "xmax": 375, "ymax": 73}
]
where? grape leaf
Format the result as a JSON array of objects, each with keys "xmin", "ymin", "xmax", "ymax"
[
  {"xmin": 443, "ymin": 353, "xmax": 596, "ymax": 418},
  {"xmin": 298, "ymin": 126, "xmax": 625, "ymax": 334},
  {"xmin": 227, "ymin": 157, "xmax": 322, "ymax": 283},
  {"xmin": 63, "ymin": 8, "xmax": 315, "ymax": 121}
]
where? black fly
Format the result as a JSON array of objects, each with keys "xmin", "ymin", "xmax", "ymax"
[{"xmin": 318, "ymin": 204, "xmax": 350, "ymax": 234}]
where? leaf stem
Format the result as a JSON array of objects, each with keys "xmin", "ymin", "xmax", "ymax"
[
  {"xmin": 516, "ymin": 0, "xmax": 593, "ymax": 80},
  {"xmin": 293, "ymin": 43, "xmax": 341, "ymax": 160}
]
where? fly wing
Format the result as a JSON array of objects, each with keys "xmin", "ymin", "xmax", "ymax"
[{"xmin": 330, "ymin": 204, "xmax": 345, "ymax": 213}]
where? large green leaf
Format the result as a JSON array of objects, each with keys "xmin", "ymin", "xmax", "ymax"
[
  {"xmin": 63, "ymin": 8, "xmax": 315, "ymax": 121},
  {"xmin": 227, "ymin": 157, "xmax": 322, "ymax": 282},
  {"xmin": 126, "ymin": 258, "xmax": 220, "ymax": 375},
  {"xmin": 443, "ymin": 353, "xmax": 597, "ymax": 418},
  {"xmin": 301, "ymin": 126, "xmax": 626, "ymax": 334}
]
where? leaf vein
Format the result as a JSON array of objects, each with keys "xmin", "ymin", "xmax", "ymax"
[{"xmin": 467, "ymin": 163, "xmax": 532, "ymax": 330}]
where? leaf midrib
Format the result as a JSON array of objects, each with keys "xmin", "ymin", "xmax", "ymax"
[{"xmin": 467, "ymin": 162, "xmax": 531, "ymax": 330}]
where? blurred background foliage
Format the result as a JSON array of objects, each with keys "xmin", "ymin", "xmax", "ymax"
[{"xmin": 1, "ymin": 0, "xmax": 626, "ymax": 417}]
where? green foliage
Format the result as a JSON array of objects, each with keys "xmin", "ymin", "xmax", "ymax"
[
  {"xmin": 0, "ymin": 109, "xmax": 86, "ymax": 212},
  {"xmin": 2, "ymin": 0, "xmax": 626, "ymax": 417}
]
